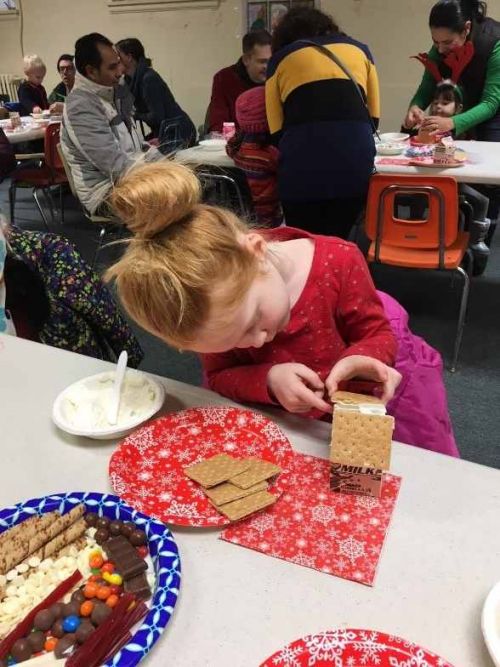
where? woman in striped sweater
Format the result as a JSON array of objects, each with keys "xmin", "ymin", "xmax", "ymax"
[{"xmin": 266, "ymin": 7, "xmax": 379, "ymax": 239}]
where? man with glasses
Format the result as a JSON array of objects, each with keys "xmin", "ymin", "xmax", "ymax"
[{"xmin": 48, "ymin": 54, "xmax": 76, "ymax": 112}]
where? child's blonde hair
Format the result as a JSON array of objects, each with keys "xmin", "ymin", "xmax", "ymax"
[
  {"xmin": 23, "ymin": 54, "xmax": 46, "ymax": 74},
  {"xmin": 106, "ymin": 161, "xmax": 260, "ymax": 348}
]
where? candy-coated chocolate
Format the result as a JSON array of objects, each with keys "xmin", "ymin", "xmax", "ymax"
[
  {"xmin": 80, "ymin": 600, "xmax": 94, "ymax": 617},
  {"xmin": 95, "ymin": 528, "xmax": 109, "ymax": 545},
  {"xmin": 54, "ymin": 633, "xmax": 76, "ymax": 659},
  {"xmin": 84, "ymin": 512, "xmax": 98, "ymax": 526},
  {"xmin": 105, "ymin": 594, "xmax": 119, "ymax": 608},
  {"xmin": 91, "ymin": 602, "xmax": 112, "ymax": 626},
  {"xmin": 100, "ymin": 562, "xmax": 115, "ymax": 574},
  {"xmin": 83, "ymin": 582, "xmax": 98, "ymax": 598},
  {"xmin": 89, "ymin": 555, "xmax": 104, "ymax": 569},
  {"xmin": 130, "ymin": 529, "xmax": 147, "ymax": 547},
  {"xmin": 27, "ymin": 630, "xmax": 45, "ymax": 653},
  {"xmin": 109, "ymin": 520, "xmax": 122, "ymax": 536},
  {"xmin": 137, "ymin": 545, "xmax": 149, "ymax": 558},
  {"xmin": 44, "ymin": 637, "xmax": 58, "ymax": 652},
  {"xmin": 62, "ymin": 615, "xmax": 81, "ymax": 633},
  {"xmin": 11, "ymin": 638, "xmax": 32, "ymax": 662},
  {"xmin": 108, "ymin": 573, "xmax": 123, "ymax": 586},
  {"xmin": 51, "ymin": 618, "xmax": 65, "ymax": 639},
  {"xmin": 34, "ymin": 608, "xmax": 54, "ymax": 632},
  {"xmin": 76, "ymin": 620, "xmax": 95, "ymax": 644},
  {"xmin": 96, "ymin": 586, "xmax": 111, "ymax": 600}
]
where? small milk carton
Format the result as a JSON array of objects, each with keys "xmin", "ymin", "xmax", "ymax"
[
  {"xmin": 222, "ymin": 122, "xmax": 236, "ymax": 140},
  {"xmin": 329, "ymin": 391, "xmax": 394, "ymax": 498}
]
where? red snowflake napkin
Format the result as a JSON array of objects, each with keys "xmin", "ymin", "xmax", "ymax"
[{"xmin": 220, "ymin": 453, "xmax": 401, "ymax": 586}]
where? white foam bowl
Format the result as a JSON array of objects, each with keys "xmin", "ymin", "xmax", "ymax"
[
  {"xmin": 376, "ymin": 143, "xmax": 406, "ymax": 155},
  {"xmin": 379, "ymin": 132, "xmax": 410, "ymax": 143},
  {"xmin": 199, "ymin": 138, "xmax": 227, "ymax": 150},
  {"xmin": 52, "ymin": 370, "xmax": 165, "ymax": 440},
  {"xmin": 482, "ymin": 580, "xmax": 500, "ymax": 666}
]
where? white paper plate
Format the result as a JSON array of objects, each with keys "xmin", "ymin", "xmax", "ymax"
[
  {"xmin": 482, "ymin": 580, "xmax": 500, "ymax": 667},
  {"xmin": 52, "ymin": 370, "xmax": 165, "ymax": 440},
  {"xmin": 379, "ymin": 132, "xmax": 410, "ymax": 143},
  {"xmin": 198, "ymin": 138, "xmax": 227, "ymax": 150}
]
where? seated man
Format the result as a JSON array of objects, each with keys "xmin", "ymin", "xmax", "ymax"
[
  {"xmin": 207, "ymin": 30, "xmax": 271, "ymax": 133},
  {"xmin": 48, "ymin": 54, "xmax": 76, "ymax": 110},
  {"xmin": 61, "ymin": 32, "xmax": 162, "ymax": 215}
]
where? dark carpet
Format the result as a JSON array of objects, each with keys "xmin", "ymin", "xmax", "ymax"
[{"xmin": 2, "ymin": 183, "xmax": 499, "ymax": 469}]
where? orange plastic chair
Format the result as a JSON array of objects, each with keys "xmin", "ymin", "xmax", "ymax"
[
  {"xmin": 365, "ymin": 173, "xmax": 472, "ymax": 371},
  {"xmin": 9, "ymin": 122, "xmax": 68, "ymax": 228}
]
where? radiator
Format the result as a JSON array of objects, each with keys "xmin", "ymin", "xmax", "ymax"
[{"xmin": 0, "ymin": 74, "xmax": 23, "ymax": 102}]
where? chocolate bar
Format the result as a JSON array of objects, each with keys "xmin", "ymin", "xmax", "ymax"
[
  {"xmin": 104, "ymin": 536, "xmax": 147, "ymax": 580},
  {"xmin": 124, "ymin": 573, "xmax": 151, "ymax": 601}
]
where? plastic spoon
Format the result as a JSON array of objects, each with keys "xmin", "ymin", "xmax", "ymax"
[{"xmin": 108, "ymin": 350, "xmax": 128, "ymax": 425}]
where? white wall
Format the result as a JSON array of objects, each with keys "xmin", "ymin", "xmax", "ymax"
[{"xmin": 1, "ymin": 0, "xmax": 499, "ymax": 130}]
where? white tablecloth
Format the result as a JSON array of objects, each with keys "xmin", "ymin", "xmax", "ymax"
[
  {"xmin": 0, "ymin": 334, "xmax": 498, "ymax": 666},
  {"xmin": 376, "ymin": 140, "xmax": 500, "ymax": 184},
  {"xmin": 0, "ymin": 117, "xmax": 46, "ymax": 145},
  {"xmin": 175, "ymin": 144, "xmax": 235, "ymax": 169}
]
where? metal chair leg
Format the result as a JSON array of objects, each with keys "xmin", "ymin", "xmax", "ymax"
[
  {"xmin": 8, "ymin": 183, "xmax": 16, "ymax": 224},
  {"xmin": 92, "ymin": 226, "xmax": 107, "ymax": 271},
  {"xmin": 59, "ymin": 185, "xmax": 65, "ymax": 224},
  {"xmin": 41, "ymin": 188, "xmax": 56, "ymax": 224},
  {"xmin": 450, "ymin": 265, "xmax": 471, "ymax": 372},
  {"xmin": 32, "ymin": 189, "xmax": 51, "ymax": 230}
]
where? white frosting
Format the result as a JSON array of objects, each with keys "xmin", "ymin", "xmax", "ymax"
[{"xmin": 62, "ymin": 371, "xmax": 157, "ymax": 431}]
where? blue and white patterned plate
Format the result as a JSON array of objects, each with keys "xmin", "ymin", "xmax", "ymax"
[{"xmin": 0, "ymin": 491, "xmax": 181, "ymax": 666}]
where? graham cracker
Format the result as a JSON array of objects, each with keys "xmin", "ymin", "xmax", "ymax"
[
  {"xmin": 230, "ymin": 459, "xmax": 282, "ymax": 489},
  {"xmin": 184, "ymin": 454, "xmax": 252, "ymax": 488},
  {"xmin": 332, "ymin": 391, "xmax": 384, "ymax": 406},
  {"xmin": 330, "ymin": 409, "xmax": 394, "ymax": 470},
  {"xmin": 218, "ymin": 490, "xmax": 277, "ymax": 521},
  {"xmin": 205, "ymin": 480, "xmax": 268, "ymax": 506}
]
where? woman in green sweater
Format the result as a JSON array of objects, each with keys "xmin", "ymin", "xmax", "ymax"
[{"xmin": 404, "ymin": 0, "xmax": 500, "ymax": 141}]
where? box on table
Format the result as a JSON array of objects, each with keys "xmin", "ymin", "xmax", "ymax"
[{"xmin": 329, "ymin": 391, "xmax": 394, "ymax": 498}]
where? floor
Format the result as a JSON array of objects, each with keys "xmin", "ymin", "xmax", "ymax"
[{"xmin": 2, "ymin": 182, "xmax": 499, "ymax": 469}]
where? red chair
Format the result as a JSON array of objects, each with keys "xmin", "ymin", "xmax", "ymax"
[
  {"xmin": 9, "ymin": 123, "xmax": 68, "ymax": 228},
  {"xmin": 365, "ymin": 173, "xmax": 472, "ymax": 371}
]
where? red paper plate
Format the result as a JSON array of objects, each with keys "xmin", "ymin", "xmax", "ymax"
[
  {"xmin": 109, "ymin": 407, "xmax": 294, "ymax": 527},
  {"xmin": 260, "ymin": 629, "xmax": 454, "ymax": 666}
]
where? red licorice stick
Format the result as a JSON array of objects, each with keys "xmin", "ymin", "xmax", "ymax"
[
  {"xmin": 101, "ymin": 632, "xmax": 132, "ymax": 664},
  {"xmin": 0, "ymin": 568, "xmax": 82, "ymax": 659}
]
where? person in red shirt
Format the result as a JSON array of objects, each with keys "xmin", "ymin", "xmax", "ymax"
[
  {"xmin": 105, "ymin": 160, "xmax": 457, "ymax": 456},
  {"xmin": 207, "ymin": 30, "xmax": 271, "ymax": 134}
]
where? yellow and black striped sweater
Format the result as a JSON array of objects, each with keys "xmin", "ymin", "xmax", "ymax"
[{"xmin": 265, "ymin": 34, "xmax": 380, "ymax": 202}]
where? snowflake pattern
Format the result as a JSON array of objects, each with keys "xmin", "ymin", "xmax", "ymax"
[
  {"xmin": 221, "ymin": 453, "xmax": 401, "ymax": 586},
  {"xmin": 108, "ymin": 406, "xmax": 293, "ymax": 527},
  {"xmin": 262, "ymin": 629, "xmax": 453, "ymax": 667}
]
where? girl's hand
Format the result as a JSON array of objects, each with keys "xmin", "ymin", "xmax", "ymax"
[
  {"xmin": 267, "ymin": 363, "xmax": 332, "ymax": 414},
  {"xmin": 421, "ymin": 115, "xmax": 454, "ymax": 135},
  {"xmin": 403, "ymin": 105, "xmax": 425, "ymax": 129},
  {"xmin": 32, "ymin": 106, "xmax": 42, "ymax": 114},
  {"xmin": 325, "ymin": 355, "xmax": 402, "ymax": 404}
]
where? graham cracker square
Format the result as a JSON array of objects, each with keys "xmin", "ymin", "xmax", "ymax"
[
  {"xmin": 330, "ymin": 409, "xmax": 393, "ymax": 470},
  {"xmin": 184, "ymin": 454, "xmax": 251, "ymax": 488},
  {"xmin": 230, "ymin": 459, "xmax": 281, "ymax": 489}
]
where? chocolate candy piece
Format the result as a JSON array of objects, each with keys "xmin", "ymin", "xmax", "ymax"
[
  {"xmin": 91, "ymin": 602, "xmax": 112, "ymax": 626},
  {"xmin": 54, "ymin": 632, "xmax": 77, "ymax": 659},
  {"xmin": 120, "ymin": 522, "xmax": 135, "ymax": 538},
  {"xmin": 28, "ymin": 630, "xmax": 46, "ymax": 652},
  {"xmin": 51, "ymin": 617, "xmax": 66, "ymax": 639},
  {"xmin": 129, "ymin": 529, "xmax": 147, "ymax": 547},
  {"xmin": 34, "ymin": 607, "xmax": 54, "ymax": 631},
  {"xmin": 76, "ymin": 619, "xmax": 95, "ymax": 644},
  {"xmin": 11, "ymin": 638, "xmax": 33, "ymax": 662},
  {"xmin": 51, "ymin": 601, "xmax": 65, "ymax": 619},
  {"xmin": 84, "ymin": 512, "xmax": 98, "ymax": 527},
  {"xmin": 63, "ymin": 600, "xmax": 81, "ymax": 618},
  {"xmin": 63, "ymin": 614, "xmax": 81, "ymax": 633},
  {"xmin": 104, "ymin": 536, "xmax": 147, "ymax": 580},
  {"xmin": 95, "ymin": 528, "xmax": 109, "ymax": 545},
  {"xmin": 109, "ymin": 520, "xmax": 122, "ymax": 536},
  {"xmin": 71, "ymin": 589, "xmax": 85, "ymax": 605},
  {"xmin": 96, "ymin": 516, "xmax": 110, "ymax": 529},
  {"xmin": 124, "ymin": 572, "xmax": 151, "ymax": 601}
]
